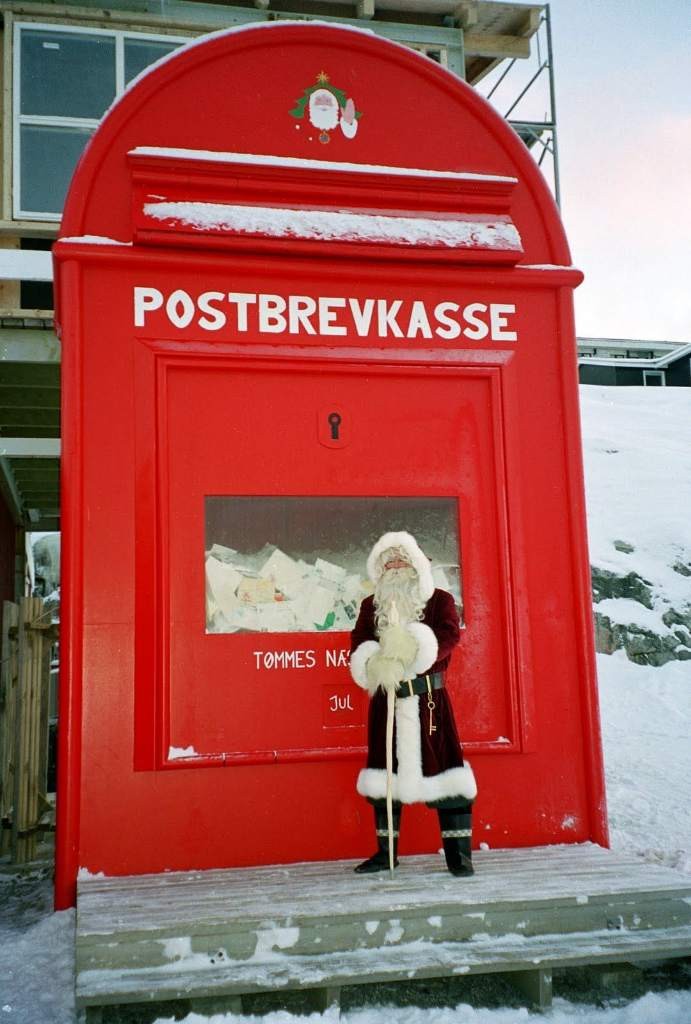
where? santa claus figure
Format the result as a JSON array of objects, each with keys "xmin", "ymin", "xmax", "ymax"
[{"xmin": 350, "ymin": 531, "xmax": 477, "ymax": 876}]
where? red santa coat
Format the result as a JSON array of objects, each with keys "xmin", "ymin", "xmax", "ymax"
[{"xmin": 350, "ymin": 588, "xmax": 477, "ymax": 805}]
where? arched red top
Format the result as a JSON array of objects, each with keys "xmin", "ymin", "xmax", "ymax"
[{"xmin": 60, "ymin": 21, "xmax": 570, "ymax": 266}]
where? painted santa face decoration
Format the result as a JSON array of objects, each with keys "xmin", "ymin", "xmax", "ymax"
[{"xmin": 308, "ymin": 88, "xmax": 340, "ymax": 131}]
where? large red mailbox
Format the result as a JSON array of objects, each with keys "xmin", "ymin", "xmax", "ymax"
[{"xmin": 54, "ymin": 22, "xmax": 607, "ymax": 909}]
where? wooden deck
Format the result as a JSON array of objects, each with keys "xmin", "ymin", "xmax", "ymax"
[{"xmin": 76, "ymin": 844, "xmax": 691, "ymax": 1019}]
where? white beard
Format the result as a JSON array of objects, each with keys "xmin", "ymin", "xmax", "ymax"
[
  {"xmin": 308, "ymin": 91, "xmax": 340, "ymax": 131},
  {"xmin": 374, "ymin": 567, "xmax": 426, "ymax": 631}
]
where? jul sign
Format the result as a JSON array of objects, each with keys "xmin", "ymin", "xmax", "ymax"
[{"xmin": 134, "ymin": 287, "xmax": 519, "ymax": 342}]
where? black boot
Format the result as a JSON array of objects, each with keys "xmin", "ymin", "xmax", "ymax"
[
  {"xmin": 438, "ymin": 805, "xmax": 474, "ymax": 877},
  {"xmin": 354, "ymin": 802, "xmax": 401, "ymax": 873}
]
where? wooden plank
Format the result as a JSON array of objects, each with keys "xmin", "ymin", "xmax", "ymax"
[
  {"xmin": 510, "ymin": 968, "xmax": 552, "ymax": 1010},
  {"xmin": 0, "ymin": 602, "xmax": 18, "ymax": 855},
  {"xmin": 463, "ymin": 33, "xmax": 530, "ymax": 59},
  {"xmin": 76, "ymin": 854, "xmax": 691, "ymax": 935},
  {"xmin": 75, "ymin": 924, "xmax": 691, "ymax": 1006}
]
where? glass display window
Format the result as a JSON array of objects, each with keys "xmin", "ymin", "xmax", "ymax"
[{"xmin": 205, "ymin": 496, "xmax": 463, "ymax": 635}]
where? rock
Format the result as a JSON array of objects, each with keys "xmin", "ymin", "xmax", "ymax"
[
  {"xmin": 590, "ymin": 567, "xmax": 653, "ymax": 609},
  {"xmin": 593, "ymin": 608, "xmax": 691, "ymax": 667},
  {"xmin": 613, "ymin": 540, "xmax": 635, "ymax": 554}
]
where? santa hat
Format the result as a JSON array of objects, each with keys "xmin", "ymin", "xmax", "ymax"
[{"xmin": 366, "ymin": 531, "xmax": 435, "ymax": 602}]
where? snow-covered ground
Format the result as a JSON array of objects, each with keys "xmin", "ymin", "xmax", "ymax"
[{"xmin": 1, "ymin": 385, "xmax": 690, "ymax": 1023}]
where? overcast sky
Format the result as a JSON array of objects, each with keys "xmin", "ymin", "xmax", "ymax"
[{"xmin": 545, "ymin": 0, "xmax": 690, "ymax": 343}]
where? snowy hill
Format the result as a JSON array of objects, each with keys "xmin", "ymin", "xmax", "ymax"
[
  {"xmin": 581, "ymin": 385, "xmax": 691, "ymax": 875},
  {"xmin": 581, "ymin": 385, "xmax": 691, "ymax": 665}
]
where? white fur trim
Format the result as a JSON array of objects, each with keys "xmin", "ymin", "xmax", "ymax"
[
  {"xmin": 405, "ymin": 623, "xmax": 438, "ymax": 677},
  {"xmin": 356, "ymin": 696, "xmax": 478, "ymax": 804},
  {"xmin": 366, "ymin": 531, "xmax": 435, "ymax": 602},
  {"xmin": 349, "ymin": 640, "xmax": 380, "ymax": 693}
]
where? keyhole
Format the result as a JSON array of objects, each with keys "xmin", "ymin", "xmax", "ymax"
[{"xmin": 328, "ymin": 412, "xmax": 342, "ymax": 440}]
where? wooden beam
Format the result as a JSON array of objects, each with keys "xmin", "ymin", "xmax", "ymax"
[
  {"xmin": 519, "ymin": 9, "xmax": 542, "ymax": 38},
  {"xmin": 357, "ymin": 0, "xmax": 375, "ymax": 18},
  {"xmin": 510, "ymin": 968, "xmax": 553, "ymax": 1010},
  {"xmin": 454, "ymin": 2, "xmax": 478, "ymax": 29},
  {"xmin": 463, "ymin": 34, "xmax": 531, "ymax": 59}
]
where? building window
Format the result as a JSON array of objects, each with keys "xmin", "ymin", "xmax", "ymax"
[
  {"xmin": 643, "ymin": 370, "xmax": 665, "ymax": 387},
  {"xmin": 14, "ymin": 23, "xmax": 188, "ymax": 221},
  {"xmin": 407, "ymin": 43, "xmax": 448, "ymax": 67}
]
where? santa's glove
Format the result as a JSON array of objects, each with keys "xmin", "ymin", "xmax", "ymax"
[
  {"xmin": 379, "ymin": 624, "xmax": 419, "ymax": 668},
  {"xmin": 366, "ymin": 652, "xmax": 405, "ymax": 694}
]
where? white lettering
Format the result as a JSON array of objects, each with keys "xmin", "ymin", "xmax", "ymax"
[
  {"xmin": 134, "ymin": 287, "xmax": 163, "ymax": 326},
  {"xmin": 329, "ymin": 693, "xmax": 354, "ymax": 712},
  {"xmin": 132, "ymin": 288, "xmax": 520, "ymax": 344},
  {"xmin": 377, "ymin": 299, "xmax": 403, "ymax": 338},
  {"xmin": 166, "ymin": 289, "xmax": 195, "ymax": 329},
  {"xmin": 434, "ymin": 301, "xmax": 462, "ymax": 340},
  {"xmin": 288, "ymin": 295, "xmax": 317, "ymax": 335},
  {"xmin": 406, "ymin": 300, "xmax": 433, "ymax": 339},
  {"xmin": 349, "ymin": 298, "xmax": 375, "ymax": 336},
  {"xmin": 259, "ymin": 294, "xmax": 287, "ymax": 333},
  {"xmin": 326, "ymin": 648, "xmax": 350, "ymax": 667},
  {"xmin": 252, "ymin": 648, "xmax": 317, "ymax": 670},
  {"xmin": 318, "ymin": 297, "xmax": 347, "ymax": 336},
  {"xmin": 228, "ymin": 292, "xmax": 257, "ymax": 332},
  {"xmin": 463, "ymin": 302, "xmax": 489, "ymax": 341},
  {"xmin": 490, "ymin": 303, "xmax": 517, "ymax": 341},
  {"xmin": 198, "ymin": 291, "xmax": 227, "ymax": 331}
]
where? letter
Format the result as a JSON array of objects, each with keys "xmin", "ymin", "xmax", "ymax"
[
  {"xmin": 166, "ymin": 289, "xmax": 195, "ymax": 329},
  {"xmin": 265, "ymin": 652, "xmax": 274, "ymax": 669},
  {"xmin": 406, "ymin": 300, "xmax": 433, "ymax": 339},
  {"xmin": 463, "ymin": 302, "xmax": 489, "ymax": 341},
  {"xmin": 337, "ymin": 649, "xmax": 350, "ymax": 667},
  {"xmin": 346, "ymin": 693, "xmax": 354, "ymax": 710},
  {"xmin": 259, "ymin": 294, "xmax": 287, "ymax": 333},
  {"xmin": 326, "ymin": 650, "xmax": 337, "ymax": 668},
  {"xmin": 283, "ymin": 651, "xmax": 295, "ymax": 668},
  {"xmin": 306, "ymin": 650, "xmax": 317, "ymax": 668},
  {"xmin": 318, "ymin": 297, "xmax": 347, "ymax": 336},
  {"xmin": 288, "ymin": 295, "xmax": 317, "ymax": 335},
  {"xmin": 294, "ymin": 650, "xmax": 305, "ymax": 668},
  {"xmin": 490, "ymin": 303, "xmax": 518, "ymax": 341},
  {"xmin": 228, "ymin": 292, "xmax": 257, "ymax": 332},
  {"xmin": 377, "ymin": 299, "xmax": 404, "ymax": 338},
  {"xmin": 349, "ymin": 298, "xmax": 375, "ymax": 336},
  {"xmin": 198, "ymin": 291, "xmax": 227, "ymax": 331},
  {"xmin": 134, "ymin": 287, "xmax": 163, "ymax": 326},
  {"xmin": 329, "ymin": 694, "xmax": 339, "ymax": 711},
  {"xmin": 434, "ymin": 301, "xmax": 462, "ymax": 340},
  {"xmin": 253, "ymin": 651, "xmax": 263, "ymax": 669},
  {"xmin": 337, "ymin": 696, "xmax": 347, "ymax": 711}
]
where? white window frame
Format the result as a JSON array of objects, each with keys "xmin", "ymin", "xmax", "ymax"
[
  {"xmin": 13, "ymin": 21, "xmax": 190, "ymax": 222},
  {"xmin": 643, "ymin": 370, "xmax": 665, "ymax": 386}
]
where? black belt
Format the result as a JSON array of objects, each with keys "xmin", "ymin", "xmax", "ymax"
[{"xmin": 395, "ymin": 672, "xmax": 444, "ymax": 698}]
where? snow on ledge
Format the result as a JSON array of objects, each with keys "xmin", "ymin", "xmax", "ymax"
[
  {"xmin": 144, "ymin": 201, "xmax": 522, "ymax": 251},
  {"xmin": 131, "ymin": 146, "xmax": 518, "ymax": 185},
  {"xmin": 168, "ymin": 744, "xmax": 201, "ymax": 760},
  {"xmin": 59, "ymin": 235, "xmax": 132, "ymax": 246}
]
